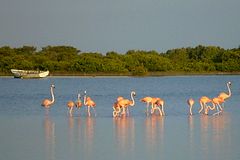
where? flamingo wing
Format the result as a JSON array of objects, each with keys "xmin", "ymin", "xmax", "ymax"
[{"xmin": 140, "ymin": 97, "xmax": 152, "ymax": 103}]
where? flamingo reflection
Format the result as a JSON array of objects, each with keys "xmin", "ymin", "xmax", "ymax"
[
  {"xmin": 66, "ymin": 116, "xmax": 95, "ymax": 159},
  {"xmin": 188, "ymin": 115, "xmax": 194, "ymax": 152},
  {"xmin": 43, "ymin": 115, "xmax": 56, "ymax": 160},
  {"xmin": 114, "ymin": 117, "xmax": 135, "ymax": 154},
  {"xmin": 77, "ymin": 117, "xmax": 83, "ymax": 144},
  {"xmin": 85, "ymin": 117, "xmax": 96, "ymax": 154},
  {"xmin": 200, "ymin": 114, "xmax": 211, "ymax": 158},
  {"xmin": 199, "ymin": 113, "xmax": 231, "ymax": 159},
  {"xmin": 145, "ymin": 115, "xmax": 164, "ymax": 156},
  {"xmin": 210, "ymin": 115, "xmax": 225, "ymax": 159},
  {"xmin": 68, "ymin": 116, "xmax": 74, "ymax": 152},
  {"xmin": 211, "ymin": 113, "xmax": 230, "ymax": 145}
]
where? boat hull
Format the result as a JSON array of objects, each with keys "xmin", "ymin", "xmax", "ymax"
[{"xmin": 11, "ymin": 69, "xmax": 49, "ymax": 78}]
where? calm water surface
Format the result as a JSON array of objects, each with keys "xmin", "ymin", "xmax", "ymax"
[{"xmin": 0, "ymin": 76, "xmax": 240, "ymax": 160}]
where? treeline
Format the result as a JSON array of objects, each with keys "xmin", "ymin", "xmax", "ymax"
[{"xmin": 0, "ymin": 45, "xmax": 240, "ymax": 76}]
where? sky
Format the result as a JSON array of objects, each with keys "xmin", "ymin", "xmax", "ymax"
[{"xmin": 0, "ymin": 0, "xmax": 239, "ymax": 53}]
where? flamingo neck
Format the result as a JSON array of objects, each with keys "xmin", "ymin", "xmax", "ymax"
[
  {"xmin": 50, "ymin": 86, "xmax": 55, "ymax": 103},
  {"xmin": 209, "ymin": 103, "xmax": 216, "ymax": 110},
  {"xmin": 130, "ymin": 92, "xmax": 135, "ymax": 106},
  {"xmin": 84, "ymin": 94, "xmax": 87, "ymax": 105},
  {"xmin": 227, "ymin": 83, "xmax": 231, "ymax": 97}
]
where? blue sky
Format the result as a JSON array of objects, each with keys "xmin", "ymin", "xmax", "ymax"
[{"xmin": 0, "ymin": 0, "xmax": 239, "ymax": 53}]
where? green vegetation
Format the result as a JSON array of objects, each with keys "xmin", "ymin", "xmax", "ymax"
[{"xmin": 1, "ymin": 45, "xmax": 240, "ymax": 76}]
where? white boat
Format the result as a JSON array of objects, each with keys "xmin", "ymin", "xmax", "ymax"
[{"xmin": 11, "ymin": 69, "xmax": 49, "ymax": 78}]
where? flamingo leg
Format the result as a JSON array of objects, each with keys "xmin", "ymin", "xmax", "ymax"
[
  {"xmin": 87, "ymin": 106, "xmax": 91, "ymax": 117},
  {"xmin": 112, "ymin": 106, "xmax": 116, "ymax": 117},
  {"xmin": 212, "ymin": 103, "xmax": 222, "ymax": 116},
  {"xmin": 216, "ymin": 104, "xmax": 222, "ymax": 115},
  {"xmin": 121, "ymin": 107, "xmax": 126, "ymax": 115},
  {"xmin": 113, "ymin": 111, "xmax": 117, "ymax": 117},
  {"xmin": 154, "ymin": 106, "xmax": 162, "ymax": 116},
  {"xmin": 219, "ymin": 104, "xmax": 223, "ymax": 111},
  {"xmin": 71, "ymin": 107, "xmax": 74, "ymax": 115},
  {"xmin": 216, "ymin": 105, "xmax": 219, "ymax": 112},
  {"xmin": 222, "ymin": 103, "xmax": 225, "ymax": 109},
  {"xmin": 150, "ymin": 104, "xmax": 155, "ymax": 114},
  {"xmin": 115, "ymin": 107, "xmax": 120, "ymax": 117},
  {"xmin": 151, "ymin": 102, "xmax": 155, "ymax": 114},
  {"xmin": 69, "ymin": 107, "xmax": 73, "ymax": 116},
  {"xmin": 161, "ymin": 105, "xmax": 165, "ymax": 116},
  {"xmin": 118, "ymin": 107, "xmax": 122, "ymax": 117},
  {"xmin": 117, "ymin": 107, "xmax": 121, "ymax": 117},
  {"xmin": 218, "ymin": 104, "xmax": 223, "ymax": 113},
  {"xmin": 199, "ymin": 102, "xmax": 204, "ymax": 113},
  {"xmin": 213, "ymin": 105, "xmax": 218, "ymax": 116},
  {"xmin": 204, "ymin": 104, "xmax": 209, "ymax": 115},
  {"xmin": 158, "ymin": 107, "xmax": 163, "ymax": 116},
  {"xmin": 218, "ymin": 103, "xmax": 223, "ymax": 112},
  {"xmin": 208, "ymin": 104, "xmax": 215, "ymax": 110},
  {"xmin": 217, "ymin": 105, "xmax": 221, "ymax": 114},
  {"xmin": 189, "ymin": 106, "xmax": 193, "ymax": 115}
]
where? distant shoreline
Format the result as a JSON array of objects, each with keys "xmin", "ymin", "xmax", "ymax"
[{"xmin": 1, "ymin": 71, "xmax": 240, "ymax": 77}]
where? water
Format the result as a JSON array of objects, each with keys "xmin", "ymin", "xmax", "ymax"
[{"xmin": 0, "ymin": 76, "xmax": 240, "ymax": 160}]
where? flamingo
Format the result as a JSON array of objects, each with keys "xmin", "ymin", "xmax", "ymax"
[
  {"xmin": 84, "ymin": 91, "xmax": 96, "ymax": 117},
  {"xmin": 67, "ymin": 93, "xmax": 82, "ymax": 116},
  {"xmin": 212, "ymin": 97, "xmax": 225, "ymax": 116},
  {"xmin": 199, "ymin": 96, "xmax": 212, "ymax": 115},
  {"xmin": 41, "ymin": 84, "xmax": 55, "ymax": 108},
  {"xmin": 140, "ymin": 96, "xmax": 153, "ymax": 115},
  {"xmin": 187, "ymin": 98, "xmax": 195, "ymax": 115},
  {"xmin": 67, "ymin": 100, "xmax": 75, "ymax": 116},
  {"xmin": 118, "ymin": 91, "xmax": 136, "ymax": 116},
  {"xmin": 151, "ymin": 98, "xmax": 165, "ymax": 116},
  {"xmin": 218, "ymin": 81, "xmax": 232, "ymax": 107},
  {"xmin": 75, "ymin": 93, "xmax": 82, "ymax": 109},
  {"xmin": 113, "ymin": 96, "xmax": 124, "ymax": 117}
]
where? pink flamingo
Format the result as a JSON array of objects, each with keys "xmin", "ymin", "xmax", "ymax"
[
  {"xmin": 67, "ymin": 93, "xmax": 82, "ymax": 116},
  {"xmin": 212, "ymin": 97, "xmax": 225, "ymax": 116},
  {"xmin": 140, "ymin": 96, "xmax": 153, "ymax": 115},
  {"xmin": 117, "ymin": 91, "xmax": 136, "ymax": 116},
  {"xmin": 187, "ymin": 98, "xmax": 195, "ymax": 115},
  {"xmin": 84, "ymin": 91, "xmax": 96, "ymax": 117},
  {"xmin": 41, "ymin": 84, "xmax": 55, "ymax": 108},
  {"xmin": 151, "ymin": 98, "xmax": 165, "ymax": 116},
  {"xmin": 113, "ymin": 96, "xmax": 124, "ymax": 117},
  {"xmin": 75, "ymin": 93, "xmax": 82, "ymax": 109},
  {"xmin": 67, "ymin": 100, "xmax": 75, "ymax": 116},
  {"xmin": 199, "ymin": 96, "xmax": 212, "ymax": 115}
]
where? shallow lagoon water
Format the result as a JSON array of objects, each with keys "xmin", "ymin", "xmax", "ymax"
[{"xmin": 0, "ymin": 76, "xmax": 240, "ymax": 160}]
